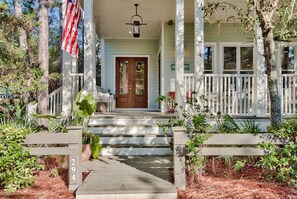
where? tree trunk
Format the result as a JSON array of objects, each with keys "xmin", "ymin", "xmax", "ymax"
[
  {"xmin": 14, "ymin": 0, "xmax": 31, "ymax": 103},
  {"xmin": 14, "ymin": 0, "xmax": 28, "ymax": 52},
  {"xmin": 256, "ymin": 2, "xmax": 282, "ymax": 128},
  {"xmin": 37, "ymin": 0, "xmax": 49, "ymax": 126}
]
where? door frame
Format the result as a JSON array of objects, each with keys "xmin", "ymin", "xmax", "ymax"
[{"xmin": 114, "ymin": 55, "xmax": 150, "ymax": 108}]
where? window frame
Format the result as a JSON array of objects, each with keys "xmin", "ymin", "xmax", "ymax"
[
  {"xmin": 204, "ymin": 42, "xmax": 216, "ymax": 73},
  {"xmin": 220, "ymin": 42, "xmax": 255, "ymax": 74},
  {"xmin": 279, "ymin": 42, "xmax": 297, "ymax": 74}
]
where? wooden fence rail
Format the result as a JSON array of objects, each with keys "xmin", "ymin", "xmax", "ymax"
[
  {"xmin": 172, "ymin": 127, "xmax": 283, "ymax": 190},
  {"xmin": 24, "ymin": 126, "xmax": 82, "ymax": 191}
]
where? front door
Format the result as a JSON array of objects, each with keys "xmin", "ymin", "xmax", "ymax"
[{"xmin": 116, "ymin": 57, "xmax": 148, "ymax": 108}]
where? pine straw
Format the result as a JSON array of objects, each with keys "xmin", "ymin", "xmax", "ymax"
[
  {"xmin": 0, "ymin": 170, "xmax": 75, "ymax": 199},
  {"xmin": 179, "ymin": 160, "xmax": 297, "ymax": 199}
]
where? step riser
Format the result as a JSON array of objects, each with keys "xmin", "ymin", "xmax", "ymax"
[
  {"xmin": 89, "ymin": 127, "xmax": 171, "ymax": 135},
  {"xmin": 99, "ymin": 137, "xmax": 171, "ymax": 145},
  {"xmin": 100, "ymin": 148, "xmax": 172, "ymax": 156},
  {"xmin": 89, "ymin": 118, "xmax": 171, "ymax": 126}
]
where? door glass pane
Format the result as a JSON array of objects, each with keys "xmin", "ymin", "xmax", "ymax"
[
  {"xmin": 224, "ymin": 47, "xmax": 236, "ymax": 70},
  {"xmin": 282, "ymin": 46, "xmax": 295, "ymax": 72},
  {"xmin": 240, "ymin": 47, "xmax": 253, "ymax": 70},
  {"xmin": 135, "ymin": 61, "xmax": 145, "ymax": 95},
  {"xmin": 204, "ymin": 47, "xmax": 213, "ymax": 71},
  {"xmin": 119, "ymin": 61, "xmax": 128, "ymax": 94}
]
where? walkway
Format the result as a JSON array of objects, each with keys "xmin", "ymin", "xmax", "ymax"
[{"xmin": 76, "ymin": 156, "xmax": 177, "ymax": 199}]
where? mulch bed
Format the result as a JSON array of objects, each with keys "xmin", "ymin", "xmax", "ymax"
[
  {"xmin": 179, "ymin": 159, "xmax": 297, "ymax": 199},
  {"xmin": 0, "ymin": 156, "xmax": 91, "ymax": 199},
  {"xmin": 1, "ymin": 157, "xmax": 296, "ymax": 199}
]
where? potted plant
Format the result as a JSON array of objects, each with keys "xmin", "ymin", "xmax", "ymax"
[
  {"xmin": 73, "ymin": 90, "xmax": 102, "ymax": 162},
  {"xmin": 156, "ymin": 95, "xmax": 166, "ymax": 113}
]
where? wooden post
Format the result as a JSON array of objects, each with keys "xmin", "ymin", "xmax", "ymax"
[
  {"xmin": 175, "ymin": 0, "xmax": 185, "ymax": 109},
  {"xmin": 62, "ymin": 0, "xmax": 74, "ymax": 116},
  {"xmin": 68, "ymin": 126, "xmax": 82, "ymax": 191},
  {"xmin": 255, "ymin": 15, "xmax": 267, "ymax": 117},
  {"xmin": 172, "ymin": 127, "xmax": 187, "ymax": 190},
  {"xmin": 84, "ymin": 0, "xmax": 97, "ymax": 96},
  {"xmin": 194, "ymin": 0, "xmax": 204, "ymax": 99}
]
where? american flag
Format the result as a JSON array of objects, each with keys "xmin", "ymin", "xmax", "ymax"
[{"xmin": 62, "ymin": 0, "xmax": 80, "ymax": 57}]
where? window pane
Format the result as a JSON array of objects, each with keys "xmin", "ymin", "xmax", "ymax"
[
  {"xmin": 240, "ymin": 47, "xmax": 253, "ymax": 70},
  {"xmin": 224, "ymin": 47, "xmax": 236, "ymax": 70},
  {"xmin": 282, "ymin": 46, "xmax": 295, "ymax": 71},
  {"xmin": 119, "ymin": 61, "xmax": 128, "ymax": 94},
  {"xmin": 135, "ymin": 61, "xmax": 145, "ymax": 95},
  {"xmin": 204, "ymin": 47, "xmax": 212, "ymax": 71}
]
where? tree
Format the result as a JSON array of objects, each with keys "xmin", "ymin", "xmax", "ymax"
[
  {"xmin": 204, "ymin": 0, "xmax": 297, "ymax": 127},
  {"xmin": 0, "ymin": 1, "xmax": 42, "ymax": 99},
  {"xmin": 14, "ymin": 0, "xmax": 28, "ymax": 53},
  {"xmin": 37, "ymin": 0, "xmax": 49, "ymax": 126}
]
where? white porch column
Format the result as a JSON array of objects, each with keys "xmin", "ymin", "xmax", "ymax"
[
  {"xmin": 62, "ymin": 0, "xmax": 75, "ymax": 116},
  {"xmin": 175, "ymin": 0, "xmax": 185, "ymax": 106},
  {"xmin": 84, "ymin": 0, "xmax": 96, "ymax": 95},
  {"xmin": 255, "ymin": 21, "xmax": 266, "ymax": 116},
  {"xmin": 194, "ymin": 0, "xmax": 204, "ymax": 97}
]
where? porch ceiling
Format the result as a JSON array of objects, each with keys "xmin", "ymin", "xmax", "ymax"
[{"xmin": 80, "ymin": 0, "xmax": 246, "ymax": 39}]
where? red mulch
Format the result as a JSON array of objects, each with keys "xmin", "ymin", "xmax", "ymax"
[
  {"xmin": 179, "ymin": 158, "xmax": 297, "ymax": 199},
  {"xmin": 0, "ymin": 156, "xmax": 90, "ymax": 199},
  {"xmin": 0, "ymin": 170, "xmax": 74, "ymax": 199},
  {"xmin": 1, "ymin": 157, "xmax": 296, "ymax": 199}
]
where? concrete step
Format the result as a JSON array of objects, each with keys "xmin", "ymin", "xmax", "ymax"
[
  {"xmin": 76, "ymin": 156, "xmax": 177, "ymax": 199},
  {"xmin": 88, "ymin": 114, "xmax": 174, "ymax": 156},
  {"xmin": 89, "ymin": 125, "xmax": 170, "ymax": 135},
  {"xmin": 99, "ymin": 135, "xmax": 171, "ymax": 145},
  {"xmin": 100, "ymin": 147, "xmax": 172, "ymax": 156},
  {"xmin": 89, "ymin": 117, "xmax": 173, "ymax": 126}
]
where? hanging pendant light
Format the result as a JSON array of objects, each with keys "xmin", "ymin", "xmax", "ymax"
[{"xmin": 126, "ymin": 4, "xmax": 147, "ymax": 38}]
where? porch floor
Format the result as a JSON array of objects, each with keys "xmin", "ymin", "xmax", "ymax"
[{"xmin": 76, "ymin": 156, "xmax": 177, "ymax": 199}]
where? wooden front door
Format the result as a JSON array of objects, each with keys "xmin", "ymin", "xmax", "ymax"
[{"xmin": 116, "ymin": 57, "xmax": 148, "ymax": 108}]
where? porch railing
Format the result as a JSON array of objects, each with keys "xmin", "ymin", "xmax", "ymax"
[
  {"xmin": 49, "ymin": 73, "xmax": 84, "ymax": 116},
  {"xmin": 70, "ymin": 73, "xmax": 84, "ymax": 102},
  {"xmin": 49, "ymin": 87, "xmax": 62, "ymax": 116},
  {"xmin": 183, "ymin": 73, "xmax": 297, "ymax": 116}
]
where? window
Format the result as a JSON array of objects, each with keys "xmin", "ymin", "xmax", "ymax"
[
  {"xmin": 281, "ymin": 46, "xmax": 295, "ymax": 74},
  {"xmin": 204, "ymin": 44, "xmax": 215, "ymax": 73},
  {"xmin": 221, "ymin": 43, "xmax": 254, "ymax": 74}
]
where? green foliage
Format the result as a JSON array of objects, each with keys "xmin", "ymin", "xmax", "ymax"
[
  {"xmin": 33, "ymin": 114, "xmax": 67, "ymax": 133},
  {"xmin": 233, "ymin": 160, "xmax": 246, "ymax": 172},
  {"xmin": 155, "ymin": 95, "xmax": 166, "ymax": 102},
  {"xmin": 0, "ymin": 2, "xmax": 42, "ymax": 98},
  {"xmin": 216, "ymin": 114, "xmax": 261, "ymax": 134},
  {"xmin": 0, "ymin": 125, "xmax": 43, "ymax": 193},
  {"xmin": 72, "ymin": 90, "xmax": 96, "ymax": 133},
  {"xmin": 0, "ymin": 99, "xmax": 38, "ymax": 130},
  {"xmin": 240, "ymin": 119, "xmax": 261, "ymax": 134},
  {"xmin": 216, "ymin": 113, "xmax": 240, "ymax": 133},
  {"xmin": 257, "ymin": 119, "xmax": 297, "ymax": 186},
  {"xmin": 91, "ymin": 134, "xmax": 102, "ymax": 159}
]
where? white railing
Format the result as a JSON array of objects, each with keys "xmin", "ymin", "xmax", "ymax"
[
  {"xmin": 184, "ymin": 74, "xmax": 256, "ymax": 116},
  {"xmin": 49, "ymin": 87, "xmax": 62, "ymax": 116},
  {"xmin": 280, "ymin": 74, "xmax": 296, "ymax": 115},
  {"xmin": 71, "ymin": 73, "xmax": 84, "ymax": 101},
  {"xmin": 183, "ymin": 73, "xmax": 297, "ymax": 116},
  {"xmin": 49, "ymin": 73, "xmax": 84, "ymax": 116}
]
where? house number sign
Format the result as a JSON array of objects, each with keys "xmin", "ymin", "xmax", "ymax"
[{"xmin": 69, "ymin": 155, "xmax": 78, "ymax": 184}]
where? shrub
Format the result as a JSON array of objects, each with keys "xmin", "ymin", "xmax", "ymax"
[
  {"xmin": 257, "ymin": 119, "xmax": 297, "ymax": 186},
  {"xmin": 0, "ymin": 125, "xmax": 43, "ymax": 193}
]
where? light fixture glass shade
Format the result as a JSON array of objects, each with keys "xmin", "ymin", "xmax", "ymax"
[{"xmin": 133, "ymin": 21, "xmax": 140, "ymax": 37}]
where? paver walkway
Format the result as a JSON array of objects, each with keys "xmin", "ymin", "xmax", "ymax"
[{"xmin": 76, "ymin": 156, "xmax": 177, "ymax": 199}]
